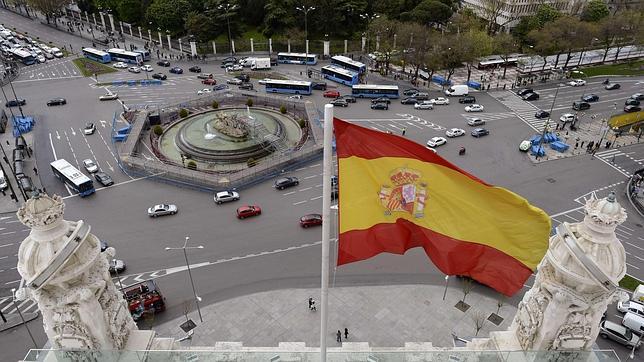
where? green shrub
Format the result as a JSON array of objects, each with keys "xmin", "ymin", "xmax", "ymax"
[
  {"xmin": 280, "ymin": 105, "xmax": 287, "ymax": 114},
  {"xmin": 212, "ymin": 101, "xmax": 219, "ymax": 109},
  {"xmin": 153, "ymin": 125, "xmax": 163, "ymax": 136},
  {"xmin": 179, "ymin": 108, "xmax": 189, "ymax": 118},
  {"xmin": 247, "ymin": 157, "xmax": 257, "ymax": 167},
  {"xmin": 246, "ymin": 98, "xmax": 253, "ymax": 107},
  {"xmin": 298, "ymin": 118, "xmax": 307, "ymax": 128},
  {"xmin": 187, "ymin": 160, "xmax": 197, "ymax": 170}
]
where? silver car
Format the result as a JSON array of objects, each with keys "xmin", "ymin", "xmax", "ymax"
[
  {"xmin": 214, "ymin": 190, "xmax": 240, "ymax": 204},
  {"xmin": 147, "ymin": 204, "xmax": 178, "ymax": 217},
  {"xmin": 83, "ymin": 159, "xmax": 98, "ymax": 173},
  {"xmin": 599, "ymin": 320, "xmax": 641, "ymax": 348}
]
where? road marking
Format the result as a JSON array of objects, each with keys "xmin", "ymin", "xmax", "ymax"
[
  {"xmin": 1, "ymin": 232, "xmax": 15, "ymax": 236},
  {"xmin": 310, "ymin": 196, "xmax": 322, "ymax": 201},
  {"xmin": 5, "ymin": 220, "xmax": 19, "ymax": 224},
  {"xmin": 626, "ymin": 252, "xmax": 644, "ymax": 262},
  {"xmin": 4, "ymin": 279, "xmax": 20, "ymax": 285},
  {"xmin": 299, "ymin": 187, "xmax": 312, "ymax": 191},
  {"xmin": 0, "ymin": 243, "xmax": 14, "ymax": 247},
  {"xmin": 550, "ymin": 206, "xmax": 584, "ymax": 218},
  {"xmin": 293, "ymin": 200, "xmax": 307, "ymax": 205},
  {"xmin": 625, "ymin": 242, "xmax": 644, "ymax": 251},
  {"xmin": 627, "ymin": 262, "xmax": 640, "ymax": 270},
  {"xmin": 283, "ymin": 191, "xmax": 296, "ymax": 196},
  {"xmin": 304, "ymin": 175, "xmax": 317, "ymax": 179},
  {"xmin": 0, "ymin": 256, "xmax": 7, "ymax": 260}
]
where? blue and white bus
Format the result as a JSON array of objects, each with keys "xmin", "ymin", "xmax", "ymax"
[
  {"xmin": 11, "ymin": 49, "xmax": 35, "ymax": 65},
  {"xmin": 351, "ymin": 84, "xmax": 400, "ymax": 99},
  {"xmin": 107, "ymin": 48, "xmax": 143, "ymax": 64},
  {"xmin": 265, "ymin": 79, "xmax": 312, "ymax": 95},
  {"xmin": 82, "ymin": 47, "xmax": 111, "ymax": 63},
  {"xmin": 133, "ymin": 48, "xmax": 151, "ymax": 61},
  {"xmin": 331, "ymin": 55, "xmax": 366, "ymax": 74},
  {"xmin": 277, "ymin": 52, "xmax": 317, "ymax": 65},
  {"xmin": 321, "ymin": 65, "xmax": 359, "ymax": 86},
  {"xmin": 50, "ymin": 159, "xmax": 95, "ymax": 197}
]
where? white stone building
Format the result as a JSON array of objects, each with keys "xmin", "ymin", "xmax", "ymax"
[{"xmin": 462, "ymin": 0, "xmax": 580, "ymax": 30}]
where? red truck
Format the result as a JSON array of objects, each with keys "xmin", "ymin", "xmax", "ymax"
[{"xmin": 122, "ymin": 280, "xmax": 166, "ymax": 321}]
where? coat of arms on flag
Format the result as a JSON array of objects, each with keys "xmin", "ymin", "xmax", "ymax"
[{"xmin": 379, "ymin": 167, "xmax": 427, "ymax": 218}]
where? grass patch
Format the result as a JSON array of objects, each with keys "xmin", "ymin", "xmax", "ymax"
[
  {"xmin": 579, "ymin": 60, "xmax": 644, "ymax": 77},
  {"xmin": 619, "ymin": 274, "xmax": 642, "ymax": 291},
  {"xmin": 72, "ymin": 58, "xmax": 117, "ymax": 77}
]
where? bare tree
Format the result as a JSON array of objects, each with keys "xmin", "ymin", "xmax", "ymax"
[
  {"xmin": 461, "ymin": 277, "xmax": 475, "ymax": 303},
  {"xmin": 493, "ymin": 32, "xmax": 518, "ymax": 78},
  {"xmin": 471, "ymin": 309, "xmax": 487, "ymax": 336},
  {"xmin": 479, "ymin": 0, "xmax": 521, "ymax": 35},
  {"xmin": 496, "ymin": 296, "xmax": 506, "ymax": 315},
  {"xmin": 368, "ymin": 17, "xmax": 400, "ymax": 77},
  {"xmin": 26, "ymin": 0, "xmax": 67, "ymax": 24}
]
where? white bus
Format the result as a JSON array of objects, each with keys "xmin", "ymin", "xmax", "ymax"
[
  {"xmin": 351, "ymin": 84, "xmax": 400, "ymax": 99},
  {"xmin": 264, "ymin": 79, "xmax": 312, "ymax": 95},
  {"xmin": 107, "ymin": 48, "xmax": 143, "ymax": 64},
  {"xmin": 331, "ymin": 55, "xmax": 366, "ymax": 74},
  {"xmin": 82, "ymin": 47, "xmax": 111, "ymax": 63},
  {"xmin": 50, "ymin": 159, "xmax": 95, "ymax": 197},
  {"xmin": 277, "ymin": 52, "xmax": 317, "ymax": 65},
  {"xmin": 321, "ymin": 65, "xmax": 359, "ymax": 86},
  {"xmin": 11, "ymin": 48, "xmax": 35, "ymax": 65}
]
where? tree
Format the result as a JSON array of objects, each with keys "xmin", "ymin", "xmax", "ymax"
[
  {"xmin": 460, "ymin": 277, "xmax": 475, "ymax": 303},
  {"xmin": 479, "ymin": 0, "xmax": 520, "ymax": 35},
  {"xmin": 581, "ymin": 0, "xmax": 610, "ymax": 22},
  {"xmin": 367, "ymin": 17, "xmax": 400, "ymax": 76},
  {"xmin": 116, "ymin": 0, "xmax": 144, "ymax": 24},
  {"xmin": 471, "ymin": 309, "xmax": 486, "ymax": 336},
  {"xmin": 185, "ymin": 12, "xmax": 214, "ymax": 42},
  {"xmin": 262, "ymin": 0, "xmax": 296, "ymax": 37},
  {"xmin": 493, "ymin": 32, "xmax": 518, "ymax": 78},
  {"xmin": 407, "ymin": 0, "xmax": 452, "ymax": 27},
  {"xmin": 460, "ymin": 30, "xmax": 493, "ymax": 82},
  {"xmin": 146, "ymin": 0, "xmax": 191, "ymax": 33},
  {"xmin": 26, "ymin": 0, "xmax": 67, "ymax": 24},
  {"xmin": 397, "ymin": 22, "xmax": 433, "ymax": 81}
]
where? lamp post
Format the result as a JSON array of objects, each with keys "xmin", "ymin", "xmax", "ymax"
[
  {"xmin": 165, "ymin": 237, "xmax": 204, "ymax": 323},
  {"xmin": 536, "ymin": 83, "xmax": 565, "ymax": 159},
  {"xmin": 442, "ymin": 275, "xmax": 450, "ymax": 301},
  {"xmin": 359, "ymin": 13, "xmax": 379, "ymax": 55},
  {"xmin": 296, "ymin": 5, "xmax": 315, "ymax": 71},
  {"xmin": 218, "ymin": 3, "xmax": 238, "ymax": 56}
]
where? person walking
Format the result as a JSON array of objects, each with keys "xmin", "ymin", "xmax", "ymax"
[
  {"xmin": 402, "ymin": 127, "xmax": 406, "ymax": 136},
  {"xmin": 344, "ymin": 328, "xmax": 349, "ymax": 340},
  {"xmin": 33, "ymin": 167, "xmax": 38, "ymax": 175},
  {"xmin": 336, "ymin": 330, "xmax": 342, "ymax": 343}
]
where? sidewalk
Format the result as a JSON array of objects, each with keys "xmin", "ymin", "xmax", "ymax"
[{"xmin": 154, "ymin": 284, "xmax": 516, "ymax": 348}]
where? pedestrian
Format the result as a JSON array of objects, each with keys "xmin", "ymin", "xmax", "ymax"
[
  {"xmin": 336, "ymin": 330, "xmax": 342, "ymax": 343},
  {"xmin": 575, "ymin": 141, "xmax": 578, "ymax": 149},
  {"xmin": 33, "ymin": 167, "xmax": 38, "ymax": 175},
  {"xmin": 606, "ymin": 141, "xmax": 611, "ymax": 148},
  {"xmin": 580, "ymin": 141, "xmax": 585, "ymax": 149},
  {"xmin": 344, "ymin": 328, "xmax": 349, "ymax": 339},
  {"xmin": 402, "ymin": 127, "xmax": 406, "ymax": 136},
  {"xmin": 5, "ymin": 140, "xmax": 8, "ymax": 146},
  {"xmin": 308, "ymin": 297, "xmax": 313, "ymax": 310},
  {"xmin": 613, "ymin": 102, "xmax": 617, "ymax": 109}
]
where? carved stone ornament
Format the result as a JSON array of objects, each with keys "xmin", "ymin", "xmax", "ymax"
[{"xmin": 16, "ymin": 191, "xmax": 65, "ymax": 229}]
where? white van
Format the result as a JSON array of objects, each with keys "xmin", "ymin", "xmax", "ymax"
[
  {"xmin": 0, "ymin": 170, "xmax": 7, "ymax": 191},
  {"xmin": 445, "ymin": 84, "xmax": 469, "ymax": 97},
  {"xmin": 633, "ymin": 284, "xmax": 644, "ymax": 303},
  {"xmin": 623, "ymin": 313, "xmax": 644, "ymax": 335}
]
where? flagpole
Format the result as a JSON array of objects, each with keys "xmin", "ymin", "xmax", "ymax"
[{"xmin": 320, "ymin": 104, "xmax": 333, "ymax": 362}]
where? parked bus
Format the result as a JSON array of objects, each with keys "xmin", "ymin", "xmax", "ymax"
[
  {"xmin": 477, "ymin": 55, "xmax": 520, "ymax": 70},
  {"xmin": 321, "ymin": 65, "xmax": 359, "ymax": 86},
  {"xmin": 50, "ymin": 159, "xmax": 95, "ymax": 197},
  {"xmin": 351, "ymin": 84, "xmax": 400, "ymax": 99},
  {"xmin": 277, "ymin": 52, "xmax": 317, "ymax": 65},
  {"xmin": 331, "ymin": 55, "xmax": 366, "ymax": 74},
  {"xmin": 132, "ymin": 48, "xmax": 151, "ymax": 62},
  {"xmin": 107, "ymin": 48, "xmax": 142, "ymax": 64},
  {"xmin": 82, "ymin": 47, "xmax": 111, "ymax": 63},
  {"xmin": 264, "ymin": 79, "xmax": 312, "ymax": 95},
  {"xmin": 11, "ymin": 49, "xmax": 35, "ymax": 65}
]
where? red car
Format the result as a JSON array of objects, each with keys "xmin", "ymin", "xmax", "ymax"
[
  {"xmin": 299, "ymin": 214, "xmax": 322, "ymax": 228},
  {"xmin": 236, "ymin": 205, "xmax": 262, "ymax": 219},
  {"xmin": 202, "ymin": 78, "xmax": 217, "ymax": 85},
  {"xmin": 323, "ymin": 90, "xmax": 340, "ymax": 98}
]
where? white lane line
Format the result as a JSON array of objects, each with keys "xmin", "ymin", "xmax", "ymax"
[
  {"xmin": 4, "ymin": 279, "xmax": 20, "ymax": 285},
  {"xmin": 0, "ymin": 243, "xmax": 13, "ymax": 248},
  {"xmin": 61, "ymin": 172, "xmax": 167, "ymax": 200},
  {"xmin": 304, "ymin": 175, "xmax": 317, "ymax": 180},
  {"xmin": 295, "ymin": 167, "xmax": 307, "ymax": 171},
  {"xmin": 616, "ymin": 228, "xmax": 632, "ymax": 236},
  {"xmin": 626, "ymin": 262, "xmax": 640, "ymax": 270},
  {"xmin": 293, "ymin": 200, "xmax": 307, "ymax": 205},
  {"xmin": 0, "ymin": 256, "xmax": 7, "ymax": 260},
  {"xmin": 625, "ymin": 242, "xmax": 644, "ymax": 251},
  {"xmin": 625, "ymin": 252, "xmax": 644, "ymax": 262},
  {"xmin": 309, "ymin": 163, "xmax": 320, "ymax": 168},
  {"xmin": 300, "ymin": 187, "xmax": 312, "ymax": 192},
  {"xmin": 283, "ymin": 191, "xmax": 296, "ymax": 196},
  {"xmin": 310, "ymin": 196, "xmax": 323, "ymax": 201},
  {"xmin": 5, "ymin": 220, "xmax": 19, "ymax": 224},
  {"xmin": 550, "ymin": 206, "xmax": 584, "ymax": 218}
]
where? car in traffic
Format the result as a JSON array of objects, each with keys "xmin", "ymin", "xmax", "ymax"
[
  {"xmin": 5, "ymin": 99, "xmax": 26, "ymax": 107},
  {"xmin": 412, "ymin": 92, "xmax": 429, "ymax": 100},
  {"xmin": 300, "ymin": 214, "xmax": 322, "ymax": 228},
  {"xmin": 274, "ymin": 176, "xmax": 299, "ymax": 190},
  {"xmin": 598, "ymin": 320, "xmax": 641, "ymax": 348},
  {"xmin": 128, "ymin": 66, "xmax": 141, "ymax": 73},
  {"xmin": 414, "ymin": 101, "xmax": 434, "ymax": 110},
  {"xmin": 340, "ymin": 95, "xmax": 356, "ymax": 103},
  {"xmin": 236, "ymin": 205, "xmax": 261, "ymax": 219},
  {"xmin": 331, "ymin": 98, "xmax": 349, "ymax": 107},
  {"xmin": 471, "ymin": 128, "xmax": 490, "ymax": 137},
  {"xmin": 140, "ymin": 65, "xmax": 153, "ymax": 72},
  {"xmin": 572, "ymin": 101, "xmax": 590, "ymax": 111},
  {"xmin": 426, "ymin": 136, "xmax": 447, "ymax": 148},
  {"xmin": 83, "ymin": 122, "xmax": 96, "ymax": 135},
  {"xmin": 467, "ymin": 118, "xmax": 485, "ymax": 126},
  {"xmin": 238, "ymin": 83, "xmax": 254, "ymax": 91},
  {"xmin": 169, "ymin": 67, "xmax": 183, "ymax": 74},
  {"xmin": 152, "ymin": 73, "xmax": 167, "ymax": 80},
  {"xmin": 400, "ymin": 97, "xmax": 419, "ymax": 105},
  {"xmin": 83, "ymin": 159, "xmax": 99, "ymax": 173},
  {"xmin": 189, "ymin": 66, "xmax": 202, "ymax": 73},
  {"xmin": 430, "ymin": 97, "xmax": 450, "ymax": 105},
  {"xmin": 99, "ymin": 93, "xmax": 118, "ymax": 101},
  {"xmin": 213, "ymin": 84, "xmax": 229, "ymax": 91},
  {"xmin": 445, "ymin": 128, "xmax": 465, "ymax": 138},
  {"xmin": 226, "ymin": 64, "xmax": 243, "ymax": 72},
  {"xmin": 147, "ymin": 203, "xmax": 178, "ymax": 217},
  {"xmin": 568, "ymin": 79, "xmax": 586, "ymax": 87},
  {"xmin": 197, "ymin": 88, "xmax": 212, "ymax": 95},
  {"xmin": 94, "ymin": 172, "xmax": 114, "ymax": 186},
  {"xmin": 113, "ymin": 62, "xmax": 128, "ymax": 69},
  {"xmin": 535, "ymin": 110, "xmax": 550, "ymax": 119},
  {"xmin": 516, "ymin": 88, "xmax": 533, "ymax": 97},
  {"xmin": 47, "ymin": 98, "xmax": 66, "ymax": 106},
  {"xmin": 197, "ymin": 73, "xmax": 214, "ymax": 80},
  {"xmin": 371, "ymin": 97, "xmax": 391, "ymax": 104},
  {"xmin": 157, "ymin": 60, "xmax": 170, "ymax": 67},
  {"xmin": 581, "ymin": 94, "xmax": 599, "ymax": 102},
  {"xmin": 605, "ymin": 83, "xmax": 621, "ymax": 90},
  {"xmin": 109, "ymin": 259, "xmax": 126, "ymax": 274},
  {"xmin": 459, "ymin": 96, "xmax": 476, "ymax": 104},
  {"xmin": 370, "ymin": 102, "xmax": 388, "ymax": 110},
  {"xmin": 625, "ymin": 105, "xmax": 642, "ymax": 113},
  {"xmin": 465, "ymin": 104, "xmax": 484, "ymax": 112},
  {"xmin": 235, "ymin": 74, "xmax": 251, "ymax": 82},
  {"xmin": 312, "ymin": 82, "xmax": 327, "ymax": 90},
  {"xmin": 625, "ymin": 98, "xmax": 640, "ymax": 106},
  {"xmin": 631, "ymin": 93, "xmax": 644, "ymax": 101},
  {"xmin": 288, "ymin": 95, "xmax": 303, "ymax": 100},
  {"xmin": 402, "ymin": 88, "xmax": 419, "ymax": 96},
  {"xmin": 214, "ymin": 190, "xmax": 240, "ymax": 204},
  {"xmin": 519, "ymin": 140, "xmax": 531, "ymax": 152},
  {"xmin": 227, "ymin": 78, "xmax": 243, "ymax": 85},
  {"xmin": 559, "ymin": 113, "xmax": 576, "ymax": 123},
  {"xmin": 522, "ymin": 92, "xmax": 539, "ymax": 101},
  {"xmin": 617, "ymin": 301, "xmax": 644, "ymax": 317},
  {"xmin": 323, "ymin": 90, "xmax": 340, "ymax": 98}
]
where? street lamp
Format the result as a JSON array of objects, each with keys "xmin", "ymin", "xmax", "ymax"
[
  {"xmin": 359, "ymin": 12, "xmax": 379, "ymax": 55},
  {"xmin": 295, "ymin": 5, "xmax": 316, "ymax": 70},
  {"xmin": 536, "ymin": 83, "xmax": 565, "ymax": 159},
  {"xmin": 218, "ymin": 3, "xmax": 238, "ymax": 56},
  {"xmin": 442, "ymin": 275, "xmax": 450, "ymax": 301},
  {"xmin": 165, "ymin": 237, "xmax": 204, "ymax": 323}
]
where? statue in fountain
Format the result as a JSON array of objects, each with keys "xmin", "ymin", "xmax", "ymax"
[{"xmin": 212, "ymin": 112, "xmax": 250, "ymax": 139}]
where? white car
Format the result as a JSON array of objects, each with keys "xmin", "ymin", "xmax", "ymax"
[
  {"xmin": 128, "ymin": 66, "xmax": 141, "ymax": 73},
  {"xmin": 197, "ymin": 88, "xmax": 212, "ymax": 95},
  {"xmin": 617, "ymin": 301, "xmax": 644, "ymax": 317},
  {"xmin": 147, "ymin": 204, "xmax": 178, "ymax": 217},
  {"xmin": 36, "ymin": 54, "xmax": 46, "ymax": 63},
  {"xmin": 99, "ymin": 93, "xmax": 118, "ymax": 101},
  {"xmin": 465, "ymin": 104, "xmax": 484, "ymax": 112},
  {"xmin": 214, "ymin": 190, "xmax": 240, "ymax": 204},
  {"xmin": 50, "ymin": 47, "xmax": 63, "ymax": 58},
  {"xmin": 83, "ymin": 159, "xmax": 98, "ymax": 173},
  {"xmin": 426, "ymin": 137, "xmax": 447, "ymax": 148},
  {"xmin": 226, "ymin": 64, "xmax": 243, "ymax": 72},
  {"xmin": 559, "ymin": 113, "xmax": 575, "ymax": 123},
  {"xmin": 445, "ymin": 128, "xmax": 465, "ymax": 138},
  {"xmin": 430, "ymin": 97, "xmax": 450, "ymax": 105},
  {"xmin": 414, "ymin": 101, "xmax": 434, "ymax": 110},
  {"xmin": 227, "ymin": 78, "xmax": 243, "ymax": 85},
  {"xmin": 568, "ymin": 79, "xmax": 586, "ymax": 87},
  {"xmin": 288, "ymin": 95, "xmax": 303, "ymax": 100},
  {"xmin": 140, "ymin": 65, "xmax": 153, "ymax": 72},
  {"xmin": 113, "ymin": 62, "xmax": 128, "ymax": 69}
]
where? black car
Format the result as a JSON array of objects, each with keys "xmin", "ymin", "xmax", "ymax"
[
  {"xmin": 222, "ymin": 56, "xmax": 237, "ymax": 63},
  {"xmin": 582, "ymin": 94, "xmax": 599, "ymax": 102},
  {"xmin": 189, "ymin": 66, "xmax": 201, "ymax": 73},
  {"xmin": 221, "ymin": 61, "xmax": 235, "ymax": 68},
  {"xmin": 401, "ymin": 97, "xmax": 419, "ymax": 105},
  {"xmin": 605, "ymin": 83, "xmax": 621, "ymax": 90},
  {"xmin": 169, "ymin": 67, "xmax": 183, "ymax": 74},
  {"xmin": 371, "ymin": 97, "xmax": 391, "ymax": 104},
  {"xmin": 312, "ymin": 82, "xmax": 327, "ymax": 90},
  {"xmin": 522, "ymin": 92, "xmax": 539, "ymax": 101},
  {"xmin": 624, "ymin": 105, "xmax": 642, "ymax": 113},
  {"xmin": 157, "ymin": 60, "xmax": 170, "ymax": 67},
  {"xmin": 239, "ymin": 83, "xmax": 254, "ymax": 90},
  {"xmin": 535, "ymin": 110, "xmax": 550, "ymax": 119},
  {"xmin": 235, "ymin": 74, "xmax": 250, "ymax": 82},
  {"xmin": 5, "ymin": 99, "xmax": 26, "ymax": 107},
  {"xmin": 572, "ymin": 101, "xmax": 590, "ymax": 111},
  {"xmin": 371, "ymin": 102, "xmax": 388, "ymax": 110},
  {"xmin": 625, "ymin": 98, "xmax": 640, "ymax": 106},
  {"xmin": 47, "ymin": 98, "xmax": 66, "ymax": 106},
  {"xmin": 459, "ymin": 96, "xmax": 476, "ymax": 104},
  {"xmin": 402, "ymin": 88, "xmax": 419, "ymax": 96},
  {"xmin": 340, "ymin": 95, "xmax": 356, "ymax": 103},
  {"xmin": 152, "ymin": 72, "xmax": 167, "ymax": 80},
  {"xmin": 471, "ymin": 128, "xmax": 490, "ymax": 137},
  {"xmin": 94, "ymin": 172, "xmax": 114, "ymax": 186},
  {"xmin": 516, "ymin": 88, "xmax": 533, "ymax": 97},
  {"xmin": 274, "ymin": 176, "xmax": 299, "ymax": 190},
  {"xmin": 331, "ymin": 98, "xmax": 349, "ymax": 107}
]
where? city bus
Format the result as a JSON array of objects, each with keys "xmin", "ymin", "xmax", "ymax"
[
  {"xmin": 264, "ymin": 79, "xmax": 312, "ymax": 95},
  {"xmin": 82, "ymin": 47, "xmax": 111, "ymax": 63},
  {"xmin": 50, "ymin": 159, "xmax": 95, "ymax": 197},
  {"xmin": 351, "ymin": 84, "xmax": 400, "ymax": 99},
  {"xmin": 107, "ymin": 48, "xmax": 143, "ymax": 64},
  {"xmin": 133, "ymin": 48, "xmax": 151, "ymax": 62},
  {"xmin": 477, "ymin": 55, "xmax": 520, "ymax": 70},
  {"xmin": 276, "ymin": 52, "xmax": 317, "ymax": 65},
  {"xmin": 331, "ymin": 55, "xmax": 366, "ymax": 74},
  {"xmin": 321, "ymin": 65, "xmax": 359, "ymax": 86},
  {"xmin": 11, "ymin": 49, "xmax": 35, "ymax": 65}
]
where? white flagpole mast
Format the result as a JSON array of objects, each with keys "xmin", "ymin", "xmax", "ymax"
[{"xmin": 320, "ymin": 104, "xmax": 334, "ymax": 362}]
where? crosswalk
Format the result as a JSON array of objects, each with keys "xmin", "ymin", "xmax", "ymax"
[
  {"xmin": 460, "ymin": 112, "xmax": 516, "ymax": 123},
  {"xmin": 0, "ymin": 295, "xmax": 38, "ymax": 315},
  {"xmin": 593, "ymin": 149, "xmax": 633, "ymax": 177},
  {"xmin": 489, "ymin": 91, "xmax": 545, "ymax": 132},
  {"xmin": 346, "ymin": 113, "xmax": 447, "ymax": 134}
]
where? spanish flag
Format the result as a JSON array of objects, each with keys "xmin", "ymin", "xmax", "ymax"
[{"xmin": 334, "ymin": 118, "xmax": 550, "ymax": 296}]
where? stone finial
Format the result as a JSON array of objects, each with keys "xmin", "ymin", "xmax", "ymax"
[
  {"xmin": 16, "ymin": 192, "xmax": 65, "ymax": 229},
  {"xmin": 583, "ymin": 191, "xmax": 626, "ymax": 227}
]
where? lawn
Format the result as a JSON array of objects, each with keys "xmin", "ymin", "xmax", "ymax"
[
  {"xmin": 580, "ymin": 60, "xmax": 644, "ymax": 77},
  {"xmin": 72, "ymin": 57, "xmax": 117, "ymax": 77},
  {"xmin": 619, "ymin": 274, "xmax": 642, "ymax": 291}
]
